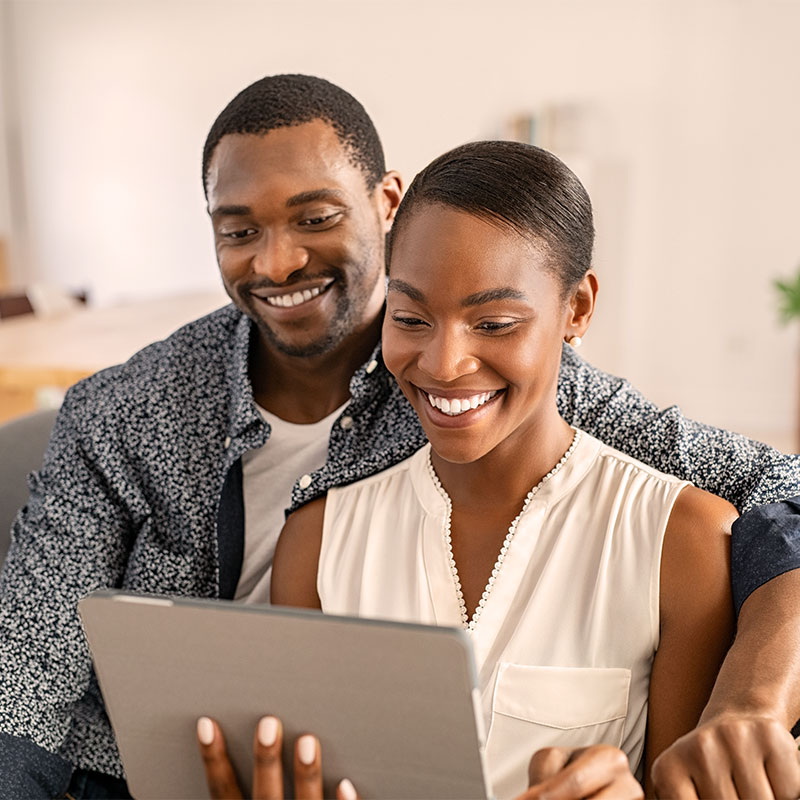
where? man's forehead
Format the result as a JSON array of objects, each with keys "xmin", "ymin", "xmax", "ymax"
[{"xmin": 205, "ymin": 123, "xmax": 367, "ymax": 204}]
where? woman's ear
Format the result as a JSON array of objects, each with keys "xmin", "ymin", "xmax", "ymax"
[{"xmin": 563, "ymin": 270, "xmax": 599, "ymax": 346}]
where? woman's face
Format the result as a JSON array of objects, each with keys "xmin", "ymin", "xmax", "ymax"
[{"xmin": 383, "ymin": 204, "xmax": 579, "ymax": 466}]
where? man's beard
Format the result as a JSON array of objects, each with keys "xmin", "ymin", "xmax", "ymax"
[
  {"xmin": 253, "ymin": 310, "xmax": 348, "ymax": 358},
  {"xmin": 248, "ymin": 275, "xmax": 373, "ymax": 358}
]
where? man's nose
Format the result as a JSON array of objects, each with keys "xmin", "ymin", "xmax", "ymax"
[
  {"xmin": 251, "ymin": 231, "xmax": 309, "ymax": 284},
  {"xmin": 417, "ymin": 327, "xmax": 479, "ymax": 382}
]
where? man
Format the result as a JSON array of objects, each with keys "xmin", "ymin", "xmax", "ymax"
[{"xmin": 0, "ymin": 74, "xmax": 799, "ymax": 799}]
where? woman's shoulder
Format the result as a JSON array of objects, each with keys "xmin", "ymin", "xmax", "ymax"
[
  {"xmin": 578, "ymin": 429, "xmax": 738, "ymax": 524},
  {"xmin": 667, "ymin": 484, "xmax": 739, "ymax": 541},
  {"xmin": 581, "ymin": 430, "xmax": 688, "ymax": 487}
]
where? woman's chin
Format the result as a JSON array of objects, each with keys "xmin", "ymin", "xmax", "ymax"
[{"xmin": 426, "ymin": 433, "xmax": 494, "ymax": 467}]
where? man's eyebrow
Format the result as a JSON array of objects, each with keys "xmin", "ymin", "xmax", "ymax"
[
  {"xmin": 210, "ymin": 204, "xmax": 251, "ymax": 219},
  {"xmin": 286, "ymin": 189, "xmax": 347, "ymax": 208},
  {"xmin": 209, "ymin": 190, "xmax": 346, "ymax": 218},
  {"xmin": 462, "ymin": 287, "xmax": 528, "ymax": 306},
  {"xmin": 387, "ymin": 279, "xmax": 426, "ymax": 303}
]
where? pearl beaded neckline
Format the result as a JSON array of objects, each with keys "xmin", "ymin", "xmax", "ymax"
[{"xmin": 426, "ymin": 429, "xmax": 582, "ymax": 632}]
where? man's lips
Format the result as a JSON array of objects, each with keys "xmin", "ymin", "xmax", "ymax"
[{"xmin": 250, "ymin": 279, "xmax": 335, "ymax": 309}]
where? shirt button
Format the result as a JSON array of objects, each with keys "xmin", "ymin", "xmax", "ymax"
[
  {"xmin": 298, "ymin": 474, "xmax": 313, "ymax": 489},
  {"xmin": 340, "ymin": 415, "xmax": 354, "ymax": 430},
  {"xmin": 223, "ymin": 436, "xmax": 231, "ymax": 448},
  {"xmin": 365, "ymin": 359, "xmax": 378, "ymax": 374}
]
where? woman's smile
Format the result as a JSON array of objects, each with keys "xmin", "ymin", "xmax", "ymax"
[{"xmin": 415, "ymin": 386, "xmax": 505, "ymax": 429}]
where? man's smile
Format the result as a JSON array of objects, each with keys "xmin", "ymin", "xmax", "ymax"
[{"xmin": 250, "ymin": 278, "xmax": 336, "ymax": 310}]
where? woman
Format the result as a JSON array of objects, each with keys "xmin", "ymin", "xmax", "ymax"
[{"xmin": 270, "ymin": 140, "xmax": 736, "ymax": 798}]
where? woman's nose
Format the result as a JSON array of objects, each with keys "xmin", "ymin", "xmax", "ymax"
[{"xmin": 416, "ymin": 328, "xmax": 479, "ymax": 382}]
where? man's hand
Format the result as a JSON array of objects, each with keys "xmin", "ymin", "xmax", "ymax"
[
  {"xmin": 650, "ymin": 713, "xmax": 800, "ymax": 799},
  {"xmin": 196, "ymin": 715, "xmax": 358, "ymax": 800},
  {"xmin": 519, "ymin": 744, "xmax": 643, "ymax": 799}
]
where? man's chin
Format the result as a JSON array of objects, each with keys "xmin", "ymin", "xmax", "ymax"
[{"xmin": 255, "ymin": 319, "xmax": 342, "ymax": 359}]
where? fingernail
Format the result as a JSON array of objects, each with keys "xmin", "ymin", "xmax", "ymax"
[
  {"xmin": 197, "ymin": 716, "xmax": 214, "ymax": 745},
  {"xmin": 297, "ymin": 734, "xmax": 316, "ymax": 765},
  {"xmin": 338, "ymin": 778, "xmax": 357, "ymax": 800},
  {"xmin": 258, "ymin": 716, "xmax": 279, "ymax": 747}
]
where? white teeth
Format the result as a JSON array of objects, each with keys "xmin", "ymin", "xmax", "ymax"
[
  {"xmin": 265, "ymin": 286, "xmax": 323, "ymax": 307},
  {"xmin": 426, "ymin": 390, "xmax": 498, "ymax": 416}
]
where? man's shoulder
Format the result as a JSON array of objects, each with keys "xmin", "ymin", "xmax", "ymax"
[
  {"xmin": 64, "ymin": 304, "xmax": 246, "ymax": 417},
  {"xmin": 75, "ymin": 304, "xmax": 242, "ymax": 387}
]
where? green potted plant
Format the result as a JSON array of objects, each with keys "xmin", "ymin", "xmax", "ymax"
[
  {"xmin": 775, "ymin": 269, "xmax": 800, "ymax": 323},
  {"xmin": 776, "ymin": 266, "xmax": 800, "ymax": 451}
]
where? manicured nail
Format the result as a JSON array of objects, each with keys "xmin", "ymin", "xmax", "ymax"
[
  {"xmin": 338, "ymin": 778, "xmax": 357, "ymax": 800},
  {"xmin": 297, "ymin": 734, "xmax": 316, "ymax": 765},
  {"xmin": 258, "ymin": 716, "xmax": 279, "ymax": 747},
  {"xmin": 197, "ymin": 716, "xmax": 214, "ymax": 745}
]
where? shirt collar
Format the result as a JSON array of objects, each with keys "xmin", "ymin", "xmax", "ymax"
[
  {"xmin": 224, "ymin": 311, "xmax": 265, "ymax": 445},
  {"xmin": 224, "ymin": 308, "xmax": 393, "ymax": 441},
  {"xmin": 347, "ymin": 338, "xmax": 393, "ymax": 408}
]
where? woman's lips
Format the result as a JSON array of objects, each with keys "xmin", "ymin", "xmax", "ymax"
[{"xmin": 415, "ymin": 386, "xmax": 505, "ymax": 427}]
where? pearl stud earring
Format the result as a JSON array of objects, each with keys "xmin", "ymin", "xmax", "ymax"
[{"xmin": 567, "ymin": 336, "xmax": 582, "ymax": 348}]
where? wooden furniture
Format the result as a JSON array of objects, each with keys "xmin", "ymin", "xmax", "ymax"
[
  {"xmin": 0, "ymin": 293, "xmax": 34, "ymax": 319},
  {"xmin": 0, "ymin": 291, "xmax": 229, "ymax": 423}
]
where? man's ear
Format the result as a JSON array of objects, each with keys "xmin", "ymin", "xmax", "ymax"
[
  {"xmin": 375, "ymin": 170, "xmax": 403, "ymax": 233},
  {"xmin": 563, "ymin": 270, "xmax": 599, "ymax": 343}
]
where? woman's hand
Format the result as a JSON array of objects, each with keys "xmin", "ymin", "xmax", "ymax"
[
  {"xmin": 196, "ymin": 715, "xmax": 358, "ymax": 800},
  {"xmin": 518, "ymin": 745, "xmax": 643, "ymax": 800}
]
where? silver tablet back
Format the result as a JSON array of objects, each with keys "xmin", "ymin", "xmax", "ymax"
[{"xmin": 79, "ymin": 591, "xmax": 490, "ymax": 800}]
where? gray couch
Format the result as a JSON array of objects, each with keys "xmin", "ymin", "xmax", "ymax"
[{"xmin": 0, "ymin": 408, "xmax": 58, "ymax": 564}]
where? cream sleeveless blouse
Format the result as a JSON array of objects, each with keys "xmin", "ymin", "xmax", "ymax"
[{"xmin": 319, "ymin": 431, "xmax": 689, "ymax": 799}]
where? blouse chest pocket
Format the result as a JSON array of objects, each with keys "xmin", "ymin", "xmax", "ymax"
[{"xmin": 486, "ymin": 663, "xmax": 631, "ymax": 800}]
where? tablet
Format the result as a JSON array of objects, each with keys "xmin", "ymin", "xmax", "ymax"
[{"xmin": 78, "ymin": 591, "xmax": 491, "ymax": 800}]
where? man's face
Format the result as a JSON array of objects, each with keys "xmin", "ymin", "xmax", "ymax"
[{"xmin": 206, "ymin": 121, "xmax": 396, "ymax": 358}]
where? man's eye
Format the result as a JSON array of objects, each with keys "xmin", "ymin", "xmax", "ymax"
[
  {"xmin": 299, "ymin": 212, "xmax": 341, "ymax": 228},
  {"xmin": 222, "ymin": 228, "xmax": 257, "ymax": 240}
]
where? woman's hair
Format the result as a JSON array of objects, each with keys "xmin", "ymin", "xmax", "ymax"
[{"xmin": 387, "ymin": 140, "xmax": 594, "ymax": 293}]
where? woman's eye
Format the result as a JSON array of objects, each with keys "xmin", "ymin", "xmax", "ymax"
[
  {"xmin": 477, "ymin": 320, "xmax": 516, "ymax": 333},
  {"xmin": 392, "ymin": 315, "xmax": 428, "ymax": 328}
]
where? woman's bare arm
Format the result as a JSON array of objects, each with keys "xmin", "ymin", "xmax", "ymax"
[
  {"xmin": 270, "ymin": 497, "xmax": 327, "ymax": 609},
  {"xmin": 644, "ymin": 486, "xmax": 737, "ymax": 795}
]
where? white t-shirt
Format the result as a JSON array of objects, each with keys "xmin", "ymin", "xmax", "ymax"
[{"xmin": 234, "ymin": 403, "xmax": 346, "ymax": 604}]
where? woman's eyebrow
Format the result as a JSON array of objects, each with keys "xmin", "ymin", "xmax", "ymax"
[
  {"xmin": 462, "ymin": 288, "xmax": 528, "ymax": 306},
  {"xmin": 388, "ymin": 282, "xmax": 529, "ymax": 306},
  {"xmin": 387, "ymin": 279, "xmax": 426, "ymax": 303}
]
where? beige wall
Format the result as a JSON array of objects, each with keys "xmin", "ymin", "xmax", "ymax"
[{"xmin": 2, "ymin": 0, "xmax": 798, "ymax": 448}]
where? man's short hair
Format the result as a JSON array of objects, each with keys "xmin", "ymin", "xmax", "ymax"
[{"xmin": 202, "ymin": 74, "xmax": 386, "ymax": 195}]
